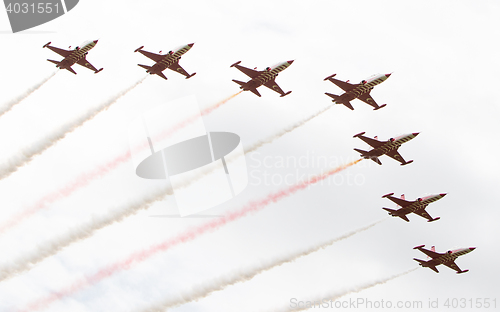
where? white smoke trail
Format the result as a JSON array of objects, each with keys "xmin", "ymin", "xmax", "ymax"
[
  {"xmin": 0, "ymin": 103, "xmax": 335, "ymax": 282},
  {"xmin": 279, "ymin": 267, "xmax": 418, "ymax": 312},
  {"xmin": 140, "ymin": 219, "xmax": 386, "ymax": 312},
  {"xmin": 245, "ymin": 104, "xmax": 333, "ymax": 154},
  {"xmin": 0, "ymin": 76, "xmax": 147, "ymax": 181},
  {"xmin": 0, "ymin": 185, "xmax": 167, "ymax": 282},
  {"xmin": 0, "ymin": 72, "xmax": 58, "ymax": 118}
]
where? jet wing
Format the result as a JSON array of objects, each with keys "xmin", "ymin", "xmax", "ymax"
[
  {"xmin": 168, "ymin": 61, "xmax": 190, "ymax": 77},
  {"xmin": 137, "ymin": 49, "xmax": 164, "ymax": 62},
  {"xmin": 385, "ymin": 195, "xmax": 411, "ymax": 207},
  {"xmin": 46, "ymin": 45, "xmax": 72, "ymax": 57},
  {"xmin": 264, "ymin": 79, "xmax": 286, "ymax": 96},
  {"xmin": 357, "ymin": 93, "xmax": 382, "ymax": 109},
  {"xmin": 357, "ymin": 135, "xmax": 384, "ymax": 148},
  {"xmin": 414, "ymin": 209, "xmax": 435, "ymax": 221},
  {"xmin": 444, "ymin": 261, "xmax": 463, "ymax": 273},
  {"xmin": 326, "ymin": 76, "xmax": 357, "ymax": 92},
  {"xmin": 233, "ymin": 64, "xmax": 261, "ymax": 78},
  {"xmin": 76, "ymin": 57, "xmax": 98, "ymax": 72},
  {"xmin": 385, "ymin": 149, "xmax": 408, "ymax": 164},
  {"xmin": 416, "ymin": 246, "xmax": 442, "ymax": 259}
]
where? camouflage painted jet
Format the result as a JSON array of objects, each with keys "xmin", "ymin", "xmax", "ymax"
[
  {"xmin": 413, "ymin": 245, "xmax": 475, "ymax": 274},
  {"xmin": 353, "ymin": 132, "xmax": 418, "ymax": 165},
  {"xmin": 43, "ymin": 40, "xmax": 103, "ymax": 74},
  {"xmin": 382, "ymin": 193, "xmax": 446, "ymax": 222},
  {"xmin": 324, "ymin": 73, "xmax": 391, "ymax": 110},
  {"xmin": 230, "ymin": 60, "xmax": 293, "ymax": 97},
  {"xmin": 134, "ymin": 43, "xmax": 196, "ymax": 80}
]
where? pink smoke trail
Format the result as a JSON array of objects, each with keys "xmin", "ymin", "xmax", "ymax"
[
  {"xmin": 0, "ymin": 92, "xmax": 241, "ymax": 235},
  {"xmin": 21, "ymin": 159, "xmax": 362, "ymax": 312}
]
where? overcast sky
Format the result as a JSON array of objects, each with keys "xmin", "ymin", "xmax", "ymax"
[{"xmin": 0, "ymin": 1, "xmax": 499, "ymax": 311}]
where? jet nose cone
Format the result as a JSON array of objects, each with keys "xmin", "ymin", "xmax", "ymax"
[
  {"xmin": 188, "ymin": 43, "xmax": 194, "ymax": 47},
  {"xmin": 469, "ymin": 247, "xmax": 476, "ymax": 251},
  {"xmin": 385, "ymin": 73, "xmax": 392, "ymax": 77},
  {"xmin": 412, "ymin": 132, "xmax": 420, "ymax": 136},
  {"xmin": 287, "ymin": 60, "xmax": 294, "ymax": 65},
  {"xmin": 93, "ymin": 40, "xmax": 98, "ymax": 44},
  {"xmin": 440, "ymin": 193, "xmax": 447, "ymax": 197}
]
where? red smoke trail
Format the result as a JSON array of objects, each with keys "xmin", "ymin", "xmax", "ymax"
[
  {"xmin": 0, "ymin": 92, "xmax": 242, "ymax": 235},
  {"xmin": 21, "ymin": 159, "xmax": 362, "ymax": 312}
]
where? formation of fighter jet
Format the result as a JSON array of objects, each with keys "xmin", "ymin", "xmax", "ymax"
[
  {"xmin": 134, "ymin": 43, "xmax": 196, "ymax": 80},
  {"xmin": 353, "ymin": 132, "xmax": 418, "ymax": 165},
  {"xmin": 413, "ymin": 245, "xmax": 476, "ymax": 274},
  {"xmin": 230, "ymin": 60, "xmax": 293, "ymax": 97},
  {"xmin": 39, "ymin": 40, "xmax": 475, "ymax": 275},
  {"xmin": 382, "ymin": 193, "xmax": 446, "ymax": 222},
  {"xmin": 43, "ymin": 40, "xmax": 103, "ymax": 74},
  {"xmin": 324, "ymin": 73, "xmax": 391, "ymax": 110}
]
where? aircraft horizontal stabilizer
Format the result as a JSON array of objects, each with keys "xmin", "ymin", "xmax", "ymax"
[
  {"xmin": 383, "ymin": 208, "xmax": 409, "ymax": 222},
  {"xmin": 47, "ymin": 59, "xmax": 60, "ymax": 65},
  {"xmin": 401, "ymin": 160, "xmax": 414, "ymax": 166},
  {"xmin": 230, "ymin": 61, "xmax": 241, "ymax": 67},
  {"xmin": 325, "ymin": 92, "xmax": 339, "ymax": 100},
  {"xmin": 138, "ymin": 64, "xmax": 152, "ymax": 71},
  {"xmin": 232, "ymin": 79, "xmax": 245, "ymax": 86},
  {"xmin": 323, "ymin": 73, "xmax": 337, "ymax": 81},
  {"xmin": 413, "ymin": 258, "xmax": 426, "ymax": 264},
  {"xmin": 353, "ymin": 148, "xmax": 368, "ymax": 155}
]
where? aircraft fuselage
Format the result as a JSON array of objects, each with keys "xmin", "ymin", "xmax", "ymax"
[
  {"xmin": 336, "ymin": 73, "xmax": 390, "ymax": 102},
  {"xmin": 240, "ymin": 61, "xmax": 292, "ymax": 90},
  {"xmin": 420, "ymin": 248, "xmax": 475, "ymax": 267},
  {"xmin": 57, "ymin": 40, "xmax": 97, "ymax": 70},
  {"xmin": 362, "ymin": 133, "xmax": 417, "ymax": 158}
]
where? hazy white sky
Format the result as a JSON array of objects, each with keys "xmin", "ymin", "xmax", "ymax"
[{"xmin": 0, "ymin": 1, "xmax": 499, "ymax": 311}]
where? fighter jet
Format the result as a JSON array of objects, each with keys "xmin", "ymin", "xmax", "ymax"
[
  {"xmin": 353, "ymin": 132, "xmax": 418, "ymax": 165},
  {"xmin": 382, "ymin": 193, "xmax": 446, "ymax": 222},
  {"xmin": 413, "ymin": 245, "xmax": 475, "ymax": 274},
  {"xmin": 324, "ymin": 73, "xmax": 391, "ymax": 110},
  {"xmin": 134, "ymin": 43, "xmax": 196, "ymax": 80},
  {"xmin": 43, "ymin": 40, "xmax": 103, "ymax": 74},
  {"xmin": 230, "ymin": 60, "xmax": 293, "ymax": 97}
]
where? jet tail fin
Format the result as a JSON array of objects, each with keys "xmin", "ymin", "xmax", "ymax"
[
  {"xmin": 65, "ymin": 67, "xmax": 77, "ymax": 75},
  {"xmin": 156, "ymin": 71, "xmax": 168, "ymax": 80},
  {"xmin": 249, "ymin": 88, "xmax": 261, "ymax": 97}
]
